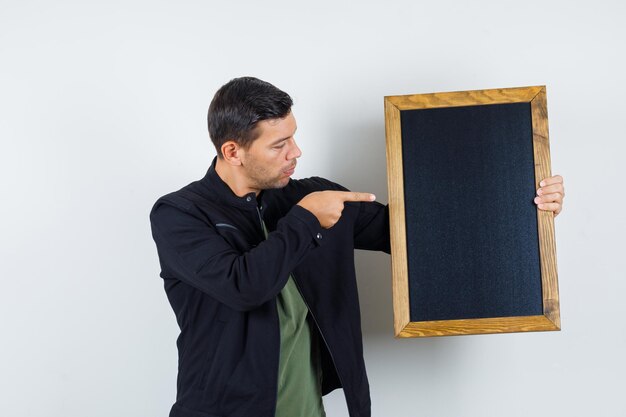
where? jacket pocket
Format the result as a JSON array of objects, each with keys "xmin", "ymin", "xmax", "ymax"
[{"xmin": 198, "ymin": 320, "xmax": 227, "ymax": 389}]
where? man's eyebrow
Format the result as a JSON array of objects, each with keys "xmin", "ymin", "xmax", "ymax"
[{"xmin": 269, "ymin": 127, "xmax": 297, "ymax": 146}]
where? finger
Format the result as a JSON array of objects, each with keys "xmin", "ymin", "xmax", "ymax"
[
  {"xmin": 340, "ymin": 191, "xmax": 376, "ymax": 202},
  {"xmin": 537, "ymin": 183, "xmax": 564, "ymax": 196},
  {"xmin": 539, "ymin": 174, "xmax": 563, "ymax": 187},
  {"xmin": 537, "ymin": 202, "xmax": 561, "ymax": 213},
  {"xmin": 534, "ymin": 193, "xmax": 563, "ymax": 205}
]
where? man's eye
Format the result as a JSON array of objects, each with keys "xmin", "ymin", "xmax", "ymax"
[{"xmin": 274, "ymin": 143, "xmax": 286, "ymax": 149}]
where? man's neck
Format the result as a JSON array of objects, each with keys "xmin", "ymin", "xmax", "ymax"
[{"xmin": 214, "ymin": 157, "xmax": 260, "ymax": 197}]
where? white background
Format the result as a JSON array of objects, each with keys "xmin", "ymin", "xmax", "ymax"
[{"xmin": 1, "ymin": 1, "xmax": 625, "ymax": 416}]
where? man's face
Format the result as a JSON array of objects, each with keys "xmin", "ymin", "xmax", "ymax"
[{"xmin": 239, "ymin": 111, "xmax": 301, "ymax": 192}]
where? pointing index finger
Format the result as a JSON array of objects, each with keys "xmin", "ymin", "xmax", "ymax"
[{"xmin": 341, "ymin": 191, "xmax": 376, "ymax": 202}]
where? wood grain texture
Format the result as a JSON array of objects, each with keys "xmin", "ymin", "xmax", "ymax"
[
  {"xmin": 397, "ymin": 315, "xmax": 559, "ymax": 338},
  {"xmin": 531, "ymin": 87, "xmax": 561, "ymax": 329},
  {"xmin": 386, "ymin": 85, "xmax": 543, "ymax": 110},
  {"xmin": 384, "ymin": 97, "xmax": 411, "ymax": 336}
]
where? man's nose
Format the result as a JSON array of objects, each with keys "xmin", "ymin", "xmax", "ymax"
[{"xmin": 287, "ymin": 139, "xmax": 302, "ymax": 160}]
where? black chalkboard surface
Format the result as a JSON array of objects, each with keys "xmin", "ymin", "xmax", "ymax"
[{"xmin": 384, "ymin": 86, "xmax": 560, "ymax": 337}]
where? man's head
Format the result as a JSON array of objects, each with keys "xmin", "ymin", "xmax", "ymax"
[
  {"xmin": 208, "ymin": 77, "xmax": 302, "ymax": 193},
  {"xmin": 208, "ymin": 76, "xmax": 294, "ymax": 157}
]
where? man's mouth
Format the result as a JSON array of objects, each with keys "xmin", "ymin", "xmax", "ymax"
[{"xmin": 283, "ymin": 164, "xmax": 296, "ymax": 176}]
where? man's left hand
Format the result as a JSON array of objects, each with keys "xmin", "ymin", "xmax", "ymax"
[{"xmin": 534, "ymin": 174, "xmax": 565, "ymax": 217}]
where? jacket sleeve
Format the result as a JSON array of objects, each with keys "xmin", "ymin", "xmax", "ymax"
[
  {"xmin": 149, "ymin": 199, "xmax": 324, "ymax": 312},
  {"xmin": 303, "ymin": 176, "xmax": 391, "ymax": 254},
  {"xmin": 353, "ymin": 201, "xmax": 391, "ymax": 254}
]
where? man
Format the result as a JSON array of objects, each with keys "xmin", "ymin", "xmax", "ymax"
[{"xmin": 149, "ymin": 77, "xmax": 565, "ymax": 417}]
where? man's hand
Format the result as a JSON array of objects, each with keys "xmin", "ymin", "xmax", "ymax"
[
  {"xmin": 297, "ymin": 191, "xmax": 376, "ymax": 229},
  {"xmin": 534, "ymin": 174, "xmax": 565, "ymax": 217}
]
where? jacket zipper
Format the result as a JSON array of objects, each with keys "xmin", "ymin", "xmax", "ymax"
[
  {"xmin": 255, "ymin": 206, "xmax": 347, "ymax": 414},
  {"xmin": 256, "ymin": 206, "xmax": 282, "ymax": 417},
  {"xmin": 290, "ymin": 271, "xmax": 346, "ymax": 393}
]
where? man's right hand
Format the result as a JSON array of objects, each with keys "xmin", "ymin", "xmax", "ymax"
[{"xmin": 297, "ymin": 191, "xmax": 376, "ymax": 229}]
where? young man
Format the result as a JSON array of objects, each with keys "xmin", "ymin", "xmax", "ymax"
[{"xmin": 149, "ymin": 77, "xmax": 565, "ymax": 417}]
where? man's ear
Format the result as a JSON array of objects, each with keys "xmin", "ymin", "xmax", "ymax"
[{"xmin": 221, "ymin": 141, "xmax": 243, "ymax": 166}]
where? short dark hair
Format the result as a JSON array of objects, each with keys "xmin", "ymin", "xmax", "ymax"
[{"xmin": 207, "ymin": 76, "xmax": 293, "ymax": 158}]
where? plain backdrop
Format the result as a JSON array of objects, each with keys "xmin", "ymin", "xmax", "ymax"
[{"xmin": 1, "ymin": 1, "xmax": 625, "ymax": 416}]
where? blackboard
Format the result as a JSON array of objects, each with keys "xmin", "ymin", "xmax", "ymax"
[{"xmin": 384, "ymin": 86, "xmax": 560, "ymax": 337}]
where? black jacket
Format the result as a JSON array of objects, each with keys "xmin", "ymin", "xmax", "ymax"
[{"xmin": 149, "ymin": 158, "xmax": 390, "ymax": 417}]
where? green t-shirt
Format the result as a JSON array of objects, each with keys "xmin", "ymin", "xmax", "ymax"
[
  {"xmin": 275, "ymin": 276, "xmax": 325, "ymax": 417},
  {"xmin": 260, "ymin": 219, "xmax": 325, "ymax": 417}
]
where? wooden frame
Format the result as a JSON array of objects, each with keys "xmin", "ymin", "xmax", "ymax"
[{"xmin": 384, "ymin": 86, "xmax": 560, "ymax": 338}]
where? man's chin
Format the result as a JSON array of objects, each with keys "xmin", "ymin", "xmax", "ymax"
[
  {"xmin": 275, "ymin": 178, "xmax": 291, "ymax": 188},
  {"xmin": 258, "ymin": 177, "xmax": 291, "ymax": 190}
]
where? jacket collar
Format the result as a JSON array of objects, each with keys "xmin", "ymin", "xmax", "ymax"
[{"xmin": 199, "ymin": 157, "xmax": 265, "ymax": 210}]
